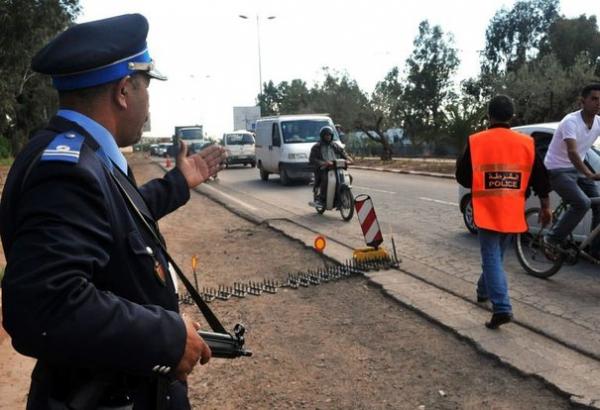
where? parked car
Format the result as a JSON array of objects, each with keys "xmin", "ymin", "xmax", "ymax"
[{"xmin": 458, "ymin": 122, "xmax": 600, "ymax": 240}]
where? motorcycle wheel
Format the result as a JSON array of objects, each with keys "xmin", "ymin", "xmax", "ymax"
[{"xmin": 339, "ymin": 186, "xmax": 355, "ymax": 221}]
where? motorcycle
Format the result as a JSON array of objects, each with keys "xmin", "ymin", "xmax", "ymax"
[{"xmin": 309, "ymin": 159, "xmax": 355, "ymax": 221}]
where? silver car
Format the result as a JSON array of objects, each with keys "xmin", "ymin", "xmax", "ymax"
[{"xmin": 458, "ymin": 122, "xmax": 600, "ymax": 241}]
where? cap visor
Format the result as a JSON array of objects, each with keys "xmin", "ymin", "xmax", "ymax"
[{"xmin": 147, "ymin": 67, "xmax": 167, "ymax": 81}]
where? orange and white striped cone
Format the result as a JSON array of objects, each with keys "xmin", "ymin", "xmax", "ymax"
[{"xmin": 354, "ymin": 194, "xmax": 383, "ymax": 249}]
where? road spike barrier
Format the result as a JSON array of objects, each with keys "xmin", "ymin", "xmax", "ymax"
[{"xmin": 178, "ymin": 255, "xmax": 399, "ymax": 305}]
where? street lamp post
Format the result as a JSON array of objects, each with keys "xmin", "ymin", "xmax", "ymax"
[{"xmin": 239, "ymin": 14, "xmax": 276, "ymax": 96}]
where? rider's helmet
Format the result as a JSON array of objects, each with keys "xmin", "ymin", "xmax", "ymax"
[{"xmin": 319, "ymin": 125, "xmax": 335, "ymax": 143}]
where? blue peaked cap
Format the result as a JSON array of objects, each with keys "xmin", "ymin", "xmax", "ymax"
[{"xmin": 31, "ymin": 14, "xmax": 167, "ymax": 91}]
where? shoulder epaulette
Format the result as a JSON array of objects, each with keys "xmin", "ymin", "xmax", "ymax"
[{"xmin": 41, "ymin": 131, "xmax": 85, "ymax": 164}]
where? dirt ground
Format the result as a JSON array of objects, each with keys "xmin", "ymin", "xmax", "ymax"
[{"xmin": 0, "ymin": 155, "xmax": 576, "ymax": 409}]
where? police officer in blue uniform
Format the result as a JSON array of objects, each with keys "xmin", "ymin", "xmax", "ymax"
[{"xmin": 0, "ymin": 14, "xmax": 225, "ymax": 409}]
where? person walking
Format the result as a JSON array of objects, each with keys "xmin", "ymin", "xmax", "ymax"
[
  {"xmin": 0, "ymin": 14, "xmax": 225, "ymax": 409},
  {"xmin": 456, "ymin": 95, "xmax": 551, "ymax": 329}
]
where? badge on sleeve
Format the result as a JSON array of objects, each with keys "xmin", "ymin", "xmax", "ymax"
[{"xmin": 41, "ymin": 132, "xmax": 84, "ymax": 164}]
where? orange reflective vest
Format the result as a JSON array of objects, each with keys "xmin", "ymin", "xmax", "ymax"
[{"xmin": 470, "ymin": 127, "xmax": 534, "ymax": 233}]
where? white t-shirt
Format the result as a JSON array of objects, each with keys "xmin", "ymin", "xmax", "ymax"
[{"xmin": 544, "ymin": 110, "xmax": 600, "ymax": 170}]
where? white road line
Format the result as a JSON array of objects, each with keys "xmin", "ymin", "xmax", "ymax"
[
  {"xmin": 353, "ymin": 185, "xmax": 397, "ymax": 194},
  {"xmin": 419, "ymin": 197, "xmax": 459, "ymax": 207},
  {"xmin": 202, "ymin": 184, "xmax": 258, "ymax": 211}
]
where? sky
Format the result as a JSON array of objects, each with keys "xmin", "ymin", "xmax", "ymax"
[{"xmin": 78, "ymin": 0, "xmax": 594, "ymax": 138}]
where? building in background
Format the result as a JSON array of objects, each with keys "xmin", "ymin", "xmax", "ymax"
[{"xmin": 233, "ymin": 106, "xmax": 261, "ymax": 132}]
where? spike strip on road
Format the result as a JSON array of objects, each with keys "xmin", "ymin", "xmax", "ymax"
[{"xmin": 178, "ymin": 256, "xmax": 399, "ymax": 305}]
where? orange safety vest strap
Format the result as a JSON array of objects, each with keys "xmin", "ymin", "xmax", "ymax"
[
  {"xmin": 473, "ymin": 163, "xmax": 532, "ymax": 173},
  {"xmin": 471, "ymin": 190, "xmax": 526, "ymax": 198}
]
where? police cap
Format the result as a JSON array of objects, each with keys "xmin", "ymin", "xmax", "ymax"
[{"xmin": 31, "ymin": 14, "xmax": 167, "ymax": 91}]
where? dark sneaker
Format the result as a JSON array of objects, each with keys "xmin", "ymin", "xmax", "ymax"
[{"xmin": 485, "ymin": 312, "xmax": 513, "ymax": 329}]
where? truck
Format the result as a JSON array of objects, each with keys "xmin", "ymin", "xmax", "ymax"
[{"xmin": 171, "ymin": 125, "xmax": 206, "ymax": 156}]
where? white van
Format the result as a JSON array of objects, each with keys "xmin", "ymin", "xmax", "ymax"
[
  {"xmin": 222, "ymin": 130, "xmax": 256, "ymax": 167},
  {"xmin": 255, "ymin": 114, "xmax": 341, "ymax": 185}
]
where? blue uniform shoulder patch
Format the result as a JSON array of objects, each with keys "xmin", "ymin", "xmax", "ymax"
[{"xmin": 41, "ymin": 132, "xmax": 85, "ymax": 164}]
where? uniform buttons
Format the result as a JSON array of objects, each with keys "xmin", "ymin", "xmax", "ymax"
[
  {"xmin": 153, "ymin": 365, "xmax": 160, "ymax": 372},
  {"xmin": 65, "ymin": 132, "xmax": 76, "ymax": 139},
  {"xmin": 146, "ymin": 246, "xmax": 154, "ymax": 255},
  {"xmin": 41, "ymin": 332, "xmax": 47, "ymax": 336}
]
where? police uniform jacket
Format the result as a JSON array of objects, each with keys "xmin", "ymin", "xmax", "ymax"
[{"xmin": 0, "ymin": 115, "xmax": 191, "ymax": 408}]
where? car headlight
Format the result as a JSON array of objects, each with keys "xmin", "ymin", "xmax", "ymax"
[{"xmin": 288, "ymin": 153, "xmax": 307, "ymax": 160}]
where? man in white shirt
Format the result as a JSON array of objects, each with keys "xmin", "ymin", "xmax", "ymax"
[{"xmin": 544, "ymin": 84, "xmax": 600, "ymax": 255}]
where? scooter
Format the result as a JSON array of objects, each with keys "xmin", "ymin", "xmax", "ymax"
[{"xmin": 309, "ymin": 159, "xmax": 355, "ymax": 221}]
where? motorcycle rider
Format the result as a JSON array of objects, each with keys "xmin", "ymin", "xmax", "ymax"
[{"xmin": 309, "ymin": 125, "xmax": 352, "ymax": 206}]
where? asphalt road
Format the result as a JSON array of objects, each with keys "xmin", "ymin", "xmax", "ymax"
[{"xmin": 201, "ymin": 164, "xmax": 600, "ymax": 360}]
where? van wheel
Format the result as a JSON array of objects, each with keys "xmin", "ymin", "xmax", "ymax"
[
  {"xmin": 279, "ymin": 165, "xmax": 290, "ymax": 185},
  {"xmin": 259, "ymin": 165, "xmax": 269, "ymax": 181}
]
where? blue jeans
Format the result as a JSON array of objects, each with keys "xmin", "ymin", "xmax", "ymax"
[{"xmin": 477, "ymin": 229, "xmax": 512, "ymax": 314}]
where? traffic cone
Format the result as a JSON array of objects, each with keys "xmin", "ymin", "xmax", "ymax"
[{"xmin": 165, "ymin": 155, "xmax": 171, "ymax": 168}]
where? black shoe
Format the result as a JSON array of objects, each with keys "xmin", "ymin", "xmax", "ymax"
[
  {"xmin": 477, "ymin": 295, "xmax": 489, "ymax": 303},
  {"xmin": 485, "ymin": 312, "xmax": 513, "ymax": 329}
]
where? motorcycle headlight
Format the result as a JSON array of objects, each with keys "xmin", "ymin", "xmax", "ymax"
[{"xmin": 288, "ymin": 153, "xmax": 307, "ymax": 160}]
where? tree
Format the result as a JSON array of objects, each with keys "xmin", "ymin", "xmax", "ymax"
[
  {"xmin": 355, "ymin": 67, "xmax": 406, "ymax": 161},
  {"xmin": 444, "ymin": 91, "xmax": 487, "ymax": 153},
  {"xmin": 278, "ymin": 79, "xmax": 311, "ymax": 114},
  {"xmin": 544, "ymin": 15, "xmax": 600, "ymax": 70},
  {"xmin": 0, "ymin": 0, "xmax": 81, "ymax": 155},
  {"xmin": 482, "ymin": 0, "xmax": 559, "ymax": 74},
  {"xmin": 256, "ymin": 80, "xmax": 280, "ymax": 116},
  {"xmin": 493, "ymin": 53, "xmax": 600, "ymax": 124},
  {"xmin": 402, "ymin": 20, "xmax": 459, "ymax": 149},
  {"xmin": 308, "ymin": 68, "xmax": 371, "ymax": 133}
]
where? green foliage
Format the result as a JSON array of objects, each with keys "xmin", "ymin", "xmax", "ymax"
[
  {"xmin": 256, "ymin": 69, "xmax": 371, "ymax": 132},
  {"xmin": 544, "ymin": 15, "xmax": 600, "ymax": 70},
  {"xmin": 371, "ymin": 67, "xmax": 405, "ymax": 129},
  {"xmin": 495, "ymin": 53, "xmax": 600, "ymax": 124},
  {"xmin": 445, "ymin": 92, "xmax": 487, "ymax": 152},
  {"xmin": 482, "ymin": 0, "xmax": 559, "ymax": 74},
  {"xmin": 402, "ymin": 20, "xmax": 460, "ymax": 147},
  {"xmin": 309, "ymin": 68, "xmax": 371, "ymax": 131},
  {"xmin": 0, "ymin": 135, "xmax": 12, "ymax": 158},
  {"xmin": 0, "ymin": 0, "xmax": 81, "ymax": 155}
]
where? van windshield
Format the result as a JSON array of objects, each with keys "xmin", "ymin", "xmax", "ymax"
[
  {"xmin": 281, "ymin": 120, "xmax": 334, "ymax": 144},
  {"xmin": 226, "ymin": 134, "xmax": 254, "ymax": 145}
]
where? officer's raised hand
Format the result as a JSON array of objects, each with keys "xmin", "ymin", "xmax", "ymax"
[
  {"xmin": 176, "ymin": 140, "xmax": 226, "ymax": 188},
  {"xmin": 175, "ymin": 317, "xmax": 211, "ymax": 381}
]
